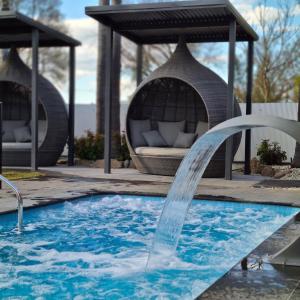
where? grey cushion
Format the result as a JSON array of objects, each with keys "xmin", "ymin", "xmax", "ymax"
[
  {"xmin": 142, "ymin": 130, "xmax": 167, "ymax": 147},
  {"xmin": 3, "ymin": 121, "xmax": 26, "ymax": 142},
  {"xmin": 195, "ymin": 121, "xmax": 208, "ymax": 138},
  {"xmin": 174, "ymin": 132, "xmax": 195, "ymax": 148},
  {"xmin": 158, "ymin": 120, "xmax": 185, "ymax": 146},
  {"xmin": 14, "ymin": 126, "xmax": 31, "ymax": 142},
  {"xmin": 129, "ymin": 119, "xmax": 151, "ymax": 148}
]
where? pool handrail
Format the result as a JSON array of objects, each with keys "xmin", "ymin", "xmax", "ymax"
[{"xmin": 0, "ymin": 174, "xmax": 23, "ymax": 231}]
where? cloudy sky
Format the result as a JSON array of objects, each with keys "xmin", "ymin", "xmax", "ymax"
[{"xmin": 59, "ymin": 0, "xmax": 300, "ymax": 104}]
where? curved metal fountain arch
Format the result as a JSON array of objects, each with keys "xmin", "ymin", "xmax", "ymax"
[{"xmin": 147, "ymin": 115, "xmax": 300, "ymax": 267}]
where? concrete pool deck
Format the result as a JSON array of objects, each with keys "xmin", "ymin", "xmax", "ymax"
[
  {"xmin": 0, "ymin": 166, "xmax": 300, "ymax": 299},
  {"xmin": 0, "ymin": 166, "xmax": 300, "ymax": 214}
]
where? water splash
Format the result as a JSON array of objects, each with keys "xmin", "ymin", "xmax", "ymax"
[{"xmin": 147, "ymin": 115, "xmax": 300, "ymax": 267}]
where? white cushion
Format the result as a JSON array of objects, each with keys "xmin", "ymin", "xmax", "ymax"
[
  {"xmin": 195, "ymin": 121, "xmax": 208, "ymax": 138},
  {"xmin": 142, "ymin": 130, "xmax": 167, "ymax": 147},
  {"xmin": 3, "ymin": 121, "xmax": 26, "ymax": 142},
  {"xmin": 158, "ymin": 120, "xmax": 185, "ymax": 146},
  {"xmin": 135, "ymin": 147, "xmax": 189, "ymax": 157},
  {"xmin": 14, "ymin": 126, "xmax": 31, "ymax": 142},
  {"xmin": 3, "ymin": 143, "xmax": 32, "ymax": 150},
  {"xmin": 129, "ymin": 119, "xmax": 151, "ymax": 148},
  {"xmin": 173, "ymin": 132, "xmax": 195, "ymax": 148}
]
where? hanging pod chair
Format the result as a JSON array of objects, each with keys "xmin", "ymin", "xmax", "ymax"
[
  {"xmin": 126, "ymin": 40, "xmax": 241, "ymax": 177},
  {"xmin": 0, "ymin": 48, "xmax": 68, "ymax": 166}
]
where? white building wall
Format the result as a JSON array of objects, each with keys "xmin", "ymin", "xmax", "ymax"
[
  {"xmin": 235, "ymin": 103, "xmax": 298, "ymax": 162},
  {"xmin": 74, "ymin": 103, "xmax": 298, "ymax": 162}
]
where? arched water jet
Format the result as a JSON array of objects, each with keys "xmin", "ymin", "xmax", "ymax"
[{"xmin": 147, "ymin": 115, "xmax": 300, "ymax": 268}]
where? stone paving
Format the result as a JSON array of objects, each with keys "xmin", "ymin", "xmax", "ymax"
[
  {"xmin": 0, "ymin": 166, "xmax": 300, "ymax": 215},
  {"xmin": 0, "ymin": 166, "xmax": 300, "ymax": 299}
]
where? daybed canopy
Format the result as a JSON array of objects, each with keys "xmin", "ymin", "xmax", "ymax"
[
  {"xmin": 0, "ymin": 9, "xmax": 80, "ymax": 169},
  {"xmin": 0, "ymin": 48, "xmax": 68, "ymax": 166},
  {"xmin": 126, "ymin": 41, "xmax": 241, "ymax": 177}
]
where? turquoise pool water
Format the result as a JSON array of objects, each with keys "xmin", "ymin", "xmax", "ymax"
[{"xmin": 0, "ymin": 194, "xmax": 298, "ymax": 299}]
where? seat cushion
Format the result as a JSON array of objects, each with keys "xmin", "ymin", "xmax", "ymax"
[
  {"xmin": 173, "ymin": 132, "xmax": 196, "ymax": 148},
  {"xmin": 158, "ymin": 120, "xmax": 185, "ymax": 146},
  {"xmin": 135, "ymin": 147, "xmax": 189, "ymax": 157},
  {"xmin": 142, "ymin": 130, "xmax": 167, "ymax": 147},
  {"xmin": 3, "ymin": 143, "xmax": 32, "ymax": 150},
  {"xmin": 129, "ymin": 119, "xmax": 151, "ymax": 148}
]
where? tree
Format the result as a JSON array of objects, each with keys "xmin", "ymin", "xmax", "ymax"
[
  {"xmin": 235, "ymin": 0, "xmax": 300, "ymax": 103},
  {"xmin": 292, "ymin": 76, "xmax": 300, "ymax": 167},
  {"xmin": 122, "ymin": 40, "xmax": 220, "ymax": 83},
  {"xmin": 10, "ymin": 0, "xmax": 69, "ymax": 85},
  {"xmin": 96, "ymin": 0, "xmax": 121, "ymax": 157},
  {"xmin": 96, "ymin": 0, "xmax": 109, "ymax": 135}
]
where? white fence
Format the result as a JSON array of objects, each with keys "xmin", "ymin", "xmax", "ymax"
[
  {"xmin": 74, "ymin": 102, "xmax": 298, "ymax": 162},
  {"xmin": 235, "ymin": 103, "xmax": 298, "ymax": 162}
]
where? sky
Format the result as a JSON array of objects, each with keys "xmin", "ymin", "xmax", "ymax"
[{"xmin": 58, "ymin": 0, "xmax": 300, "ymax": 104}]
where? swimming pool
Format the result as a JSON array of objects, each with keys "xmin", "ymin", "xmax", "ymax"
[{"xmin": 0, "ymin": 194, "xmax": 298, "ymax": 299}]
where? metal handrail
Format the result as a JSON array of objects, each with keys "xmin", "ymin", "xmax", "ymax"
[{"xmin": 0, "ymin": 174, "xmax": 23, "ymax": 231}]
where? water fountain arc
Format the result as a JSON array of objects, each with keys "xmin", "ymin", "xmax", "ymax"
[{"xmin": 147, "ymin": 115, "xmax": 300, "ymax": 267}]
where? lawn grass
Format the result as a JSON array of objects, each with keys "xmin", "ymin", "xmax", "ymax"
[{"xmin": 2, "ymin": 169, "xmax": 44, "ymax": 181}]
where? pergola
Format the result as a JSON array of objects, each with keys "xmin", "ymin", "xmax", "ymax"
[
  {"xmin": 86, "ymin": 0, "xmax": 258, "ymax": 180},
  {"xmin": 0, "ymin": 10, "xmax": 81, "ymax": 170}
]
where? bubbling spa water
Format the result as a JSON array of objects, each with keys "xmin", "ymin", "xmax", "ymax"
[
  {"xmin": 0, "ymin": 194, "xmax": 298, "ymax": 299},
  {"xmin": 147, "ymin": 115, "xmax": 300, "ymax": 267}
]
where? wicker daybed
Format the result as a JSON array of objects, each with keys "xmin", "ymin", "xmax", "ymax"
[
  {"xmin": 0, "ymin": 48, "xmax": 68, "ymax": 166},
  {"xmin": 126, "ymin": 40, "xmax": 241, "ymax": 177}
]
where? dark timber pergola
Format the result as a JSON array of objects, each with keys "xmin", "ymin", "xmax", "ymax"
[
  {"xmin": 0, "ymin": 11, "xmax": 81, "ymax": 170},
  {"xmin": 86, "ymin": 0, "xmax": 258, "ymax": 180}
]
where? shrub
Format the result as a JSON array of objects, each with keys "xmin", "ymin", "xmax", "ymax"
[
  {"xmin": 257, "ymin": 139, "xmax": 287, "ymax": 165},
  {"xmin": 75, "ymin": 130, "xmax": 104, "ymax": 161},
  {"xmin": 115, "ymin": 131, "xmax": 131, "ymax": 162}
]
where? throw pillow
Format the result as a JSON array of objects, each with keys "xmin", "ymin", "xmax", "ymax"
[
  {"xmin": 158, "ymin": 120, "xmax": 185, "ymax": 146},
  {"xmin": 142, "ymin": 130, "xmax": 167, "ymax": 147},
  {"xmin": 13, "ymin": 126, "xmax": 31, "ymax": 143},
  {"xmin": 195, "ymin": 121, "xmax": 208, "ymax": 138},
  {"xmin": 129, "ymin": 119, "xmax": 151, "ymax": 148},
  {"xmin": 173, "ymin": 132, "xmax": 195, "ymax": 148}
]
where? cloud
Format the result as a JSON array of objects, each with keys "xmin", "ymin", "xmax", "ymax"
[
  {"xmin": 293, "ymin": 4, "xmax": 300, "ymax": 16},
  {"xmin": 65, "ymin": 18, "xmax": 98, "ymax": 78}
]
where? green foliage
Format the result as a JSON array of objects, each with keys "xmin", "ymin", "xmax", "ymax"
[
  {"xmin": 74, "ymin": 131, "xmax": 131, "ymax": 162},
  {"xmin": 113, "ymin": 131, "xmax": 131, "ymax": 162},
  {"xmin": 294, "ymin": 75, "xmax": 300, "ymax": 101},
  {"xmin": 75, "ymin": 131, "xmax": 104, "ymax": 161},
  {"xmin": 257, "ymin": 139, "xmax": 287, "ymax": 165}
]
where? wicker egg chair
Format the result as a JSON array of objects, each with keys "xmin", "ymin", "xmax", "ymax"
[
  {"xmin": 0, "ymin": 48, "xmax": 68, "ymax": 166},
  {"xmin": 126, "ymin": 40, "xmax": 241, "ymax": 177}
]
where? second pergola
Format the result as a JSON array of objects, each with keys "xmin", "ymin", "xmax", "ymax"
[
  {"xmin": 86, "ymin": 0, "xmax": 258, "ymax": 180},
  {"xmin": 0, "ymin": 10, "xmax": 81, "ymax": 170}
]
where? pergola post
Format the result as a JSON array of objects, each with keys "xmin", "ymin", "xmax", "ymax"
[
  {"xmin": 31, "ymin": 29, "xmax": 39, "ymax": 171},
  {"xmin": 225, "ymin": 19, "xmax": 236, "ymax": 180},
  {"xmin": 68, "ymin": 46, "xmax": 76, "ymax": 166},
  {"xmin": 0, "ymin": 102, "xmax": 2, "ymax": 189},
  {"xmin": 104, "ymin": 26, "xmax": 113, "ymax": 174},
  {"xmin": 136, "ymin": 44, "xmax": 143, "ymax": 86},
  {"xmin": 244, "ymin": 41, "xmax": 254, "ymax": 175}
]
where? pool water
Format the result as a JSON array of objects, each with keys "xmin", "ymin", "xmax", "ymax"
[{"xmin": 0, "ymin": 195, "xmax": 298, "ymax": 299}]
